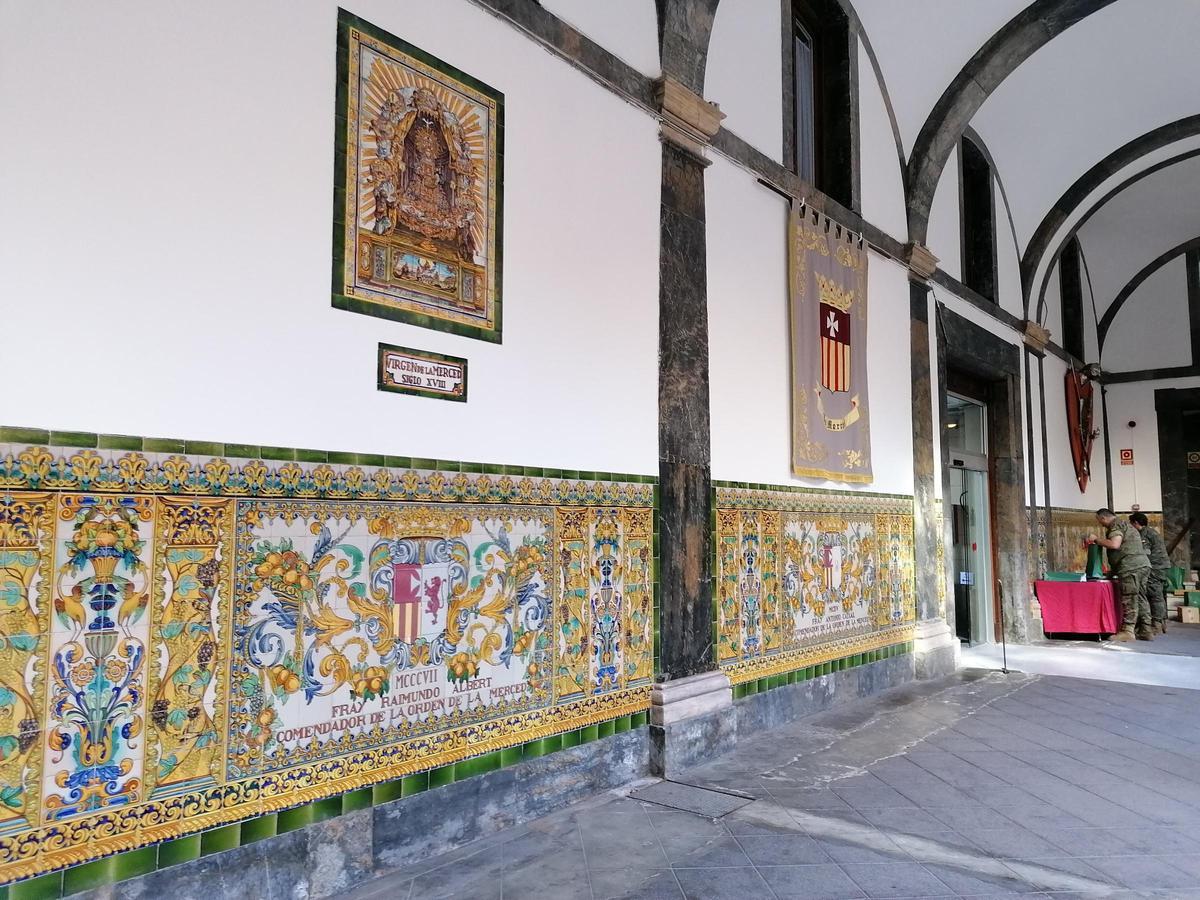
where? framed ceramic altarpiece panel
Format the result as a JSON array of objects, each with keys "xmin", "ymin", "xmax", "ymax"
[{"xmin": 334, "ymin": 10, "xmax": 504, "ymax": 342}]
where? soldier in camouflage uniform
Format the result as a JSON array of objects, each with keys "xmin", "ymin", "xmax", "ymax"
[
  {"xmin": 1130, "ymin": 512, "xmax": 1169, "ymax": 634},
  {"xmin": 1089, "ymin": 508, "xmax": 1153, "ymax": 641}
]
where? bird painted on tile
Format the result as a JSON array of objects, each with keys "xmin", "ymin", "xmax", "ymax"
[
  {"xmin": 118, "ymin": 582, "xmax": 149, "ymax": 626},
  {"xmin": 53, "ymin": 582, "xmax": 86, "ymax": 632}
]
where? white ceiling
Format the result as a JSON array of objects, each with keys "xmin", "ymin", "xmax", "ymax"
[
  {"xmin": 1077, "ymin": 153, "xmax": 1200, "ymax": 318},
  {"xmin": 970, "ymin": 0, "xmax": 1200, "ymax": 246},
  {"xmin": 852, "ymin": 0, "xmax": 1026, "ymax": 154},
  {"xmin": 854, "ymin": 0, "xmax": 1200, "ymax": 366}
]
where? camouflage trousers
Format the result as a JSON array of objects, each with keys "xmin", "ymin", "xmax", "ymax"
[
  {"xmin": 1117, "ymin": 568, "xmax": 1152, "ymax": 630},
  {"xmin": 1146, "ymin": 568, "xmax": 1169, "ymax": 624}
]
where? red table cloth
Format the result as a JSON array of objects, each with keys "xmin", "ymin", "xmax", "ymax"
[{"xmin": 1035, "ymin": 580, "xmax": 1121, "ymax": 634}]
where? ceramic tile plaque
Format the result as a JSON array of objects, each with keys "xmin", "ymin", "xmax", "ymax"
[
  {"xmin": 714, "ymin": 485, "xmax": 916, "ymax": 684},
  {"xmin": 0, "ymin": 441, "xmax": 652, "ymax": 880},
  {"xmin": 377, "ymin": 343, "xmax": 468, "ymax": 402},
  {"xmin": 334, "ymin": 10, "xmax": 504, "ymax": 342}
]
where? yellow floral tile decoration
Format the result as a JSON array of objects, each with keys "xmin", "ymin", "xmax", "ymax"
[
  {"xmin": 715, "ymin": 485, "xmax": 917, "ymax": 685},
  {"xmin": 0, "ymin": 441, "xmax": 653, "ymax": 882}
]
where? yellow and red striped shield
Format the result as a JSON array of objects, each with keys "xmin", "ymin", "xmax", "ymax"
[{"xmin": 820, "ymin": 303, "xmax": 851, "ymax": 393}]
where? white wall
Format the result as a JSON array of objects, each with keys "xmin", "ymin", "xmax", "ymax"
[
  {"xmin": 1103, "ymin": 258, "xmax": 1191, "ymax": 373},
  {"xmin": 539, "ymin": 0, "xmax": 660, "ymax": 77},
  {"xmin": 1041, "ymin": 259, "xmax": 1064, "ymax": 344},
  {"xmin": 1040, "ymin": 353, "xmax": 1109, "ymax": 510},
  {"xmin": 857, "ymin": 43, "xmax": 907, "ymax": 238},
  {"xmin": 994, "ymin": 178, "xmax": 1023, "ymax": 321},
  {"xmin": 926, "ymin": 147, "xmax": 962, "ymax": 280},
  {"xmin": 705, "ymin": 0, "xmax": 783, "ymax": 163},
  {"xmin": 707, "ymin": 157, "xmax": 914, "ymax": 494},
  {"xmin": 0, "ymin": 0, "xmax": 661, "ymax": 474},
  {"xmin": 1106, "ymin": 376, "xmax": 1200, "ymax": 511}
]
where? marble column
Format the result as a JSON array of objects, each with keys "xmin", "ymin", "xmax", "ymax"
[
  {"xmin": 906, "ymin": 244, "xmax": 960, "ymax": 678},
  {"xmin": 649, "ymin": 76, "xmax": 735, "ymax": 776},
  {"xmin": 1157, "ymin": 390, "xmax": 1190, "ymax": 569}
]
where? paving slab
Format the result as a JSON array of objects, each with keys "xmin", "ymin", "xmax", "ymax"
[{"xmin": 337, "ymin": 669, "xmax": 1200, "ymax": 899}]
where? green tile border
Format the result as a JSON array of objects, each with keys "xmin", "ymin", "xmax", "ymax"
[
  {"xmin": 0, "ymin": 706, "xmax": 653, "ymax": 897},
  {"xmin": 8, "ymin": 871, "xmax": 62, "ymax": 900},
  {"xmin": 712, "ymin": 478, "xmax": 914, "ymax": 502},
  {"xmin": 729, "ymin": 641, "xmax": 911, "ymax": 701},
  {"xmin": 1, "ymin": 424, "xmax": 656, "ymax": 487}
]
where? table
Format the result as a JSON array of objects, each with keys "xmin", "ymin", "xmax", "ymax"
[{"xmin": 1035, "ymin": 579, "xmax": 1121, "ymax": 635}]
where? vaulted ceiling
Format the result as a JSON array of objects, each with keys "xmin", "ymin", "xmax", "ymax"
[{"xmin": 853, "ymin": 0, "xmax": 1200, "ymax": 373}]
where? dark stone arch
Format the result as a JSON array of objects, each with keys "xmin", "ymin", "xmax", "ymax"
[
  {"xmin": 656, "ymin": 0, "xmax": 722, "ymax": 91},
  {"xmin": 1021, "ymin": 115, "xmax": 1200, "ymax": 318},
  {"xmin": 905, "ymin": 0, "xmax": 1118, "ymax": 245},
  {"xmin": 1097, "ymin": 236, "xmax": 1200, "ymax": 355}
]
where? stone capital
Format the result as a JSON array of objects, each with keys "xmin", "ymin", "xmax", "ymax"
[
  {"xmin": 655, "ymin": 75, "xmax": 725, "ymax": 161},
  {"xmin": 904, "ymin": 242, "xmax": 939, "ymax": 281},
  {"xmin": 1021, "ymin": 319, "xmax": 1051, "ymax": 356}
]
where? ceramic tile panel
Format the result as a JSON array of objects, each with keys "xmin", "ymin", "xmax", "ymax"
[
  {"xmin": 1045, "ymin": 507, "xmax": 1163, "ymax": 572},
  {"xmin": 333, "ymin": 11, "xmax": 504, "ymax": 342},
  {"xmin": 714, "ymin": 484, "xmax": 917, "ymax": 685},
  {"xmin": 0, "ymin": 440, "xmax": 653, "ymax": 882}
]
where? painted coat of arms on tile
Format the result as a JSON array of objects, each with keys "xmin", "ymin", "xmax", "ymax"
[
  {"xmin": 715, "ymin": 487, "xmax": 915, "ymax": 683},
  {"xmin": 334, "ymin": 11, "xmax": 503, "ymax": 341},
  {"xmin": 0, "ymin": 443, "xmax": 652, "ymax": 881}
]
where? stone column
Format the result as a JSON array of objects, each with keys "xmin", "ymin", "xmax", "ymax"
[
  {"xmin": 650, "ymin": 75, "xmax": 734, "ymax": 776},
  {"xmin": 1157, "ymin": 390, "xmax": 1190, "ymax": 570},
  {"xmin": 906, "ymin": 243, "xmax": 960, "ymax": 678}
]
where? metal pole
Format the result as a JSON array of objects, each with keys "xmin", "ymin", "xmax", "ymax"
[{"xmin": 996, "ymin": 579, "xmax": 1009, "ymax": 674}]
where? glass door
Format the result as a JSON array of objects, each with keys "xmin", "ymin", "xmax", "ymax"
[{"xmin": 947, "ymin": 394, "xmax": 994, "ymax": 645}]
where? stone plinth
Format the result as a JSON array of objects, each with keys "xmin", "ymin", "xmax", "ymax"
[{"xmin": 649, "ymin": 670, "xmax": 735, "ymax": 777}]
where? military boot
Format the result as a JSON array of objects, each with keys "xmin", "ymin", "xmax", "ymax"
[
  {"xmin": 1135, "ymin": 627, "xmax": 1155, "ymax": 641},
  {"xmin": 1110, "ymin": 628, "xmax": 1135, "ymax": 642},
  {"xmin": 1160, "ymin": 619, "xmax": 1168, "ymax": 634}
]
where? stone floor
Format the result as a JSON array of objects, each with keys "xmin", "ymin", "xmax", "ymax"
[
  {"xmin": 340, "ymin": 670, "xmax": 1200, "ymax": 899},
  {"xmin": 962, "ymin": 622, "xmax": 1200, "ymax": 689}
]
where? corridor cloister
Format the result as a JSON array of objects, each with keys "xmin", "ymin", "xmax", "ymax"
[{"xmin": 3, "ymin": 1, "xmax": 1200, "ymax": 898}]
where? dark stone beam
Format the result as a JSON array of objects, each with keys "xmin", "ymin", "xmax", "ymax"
[
  {"xmin": 713, "ymin": 129, "xmax": 904, "ymax": 257},
  {"xmin": 1021, "ymin": 119, "xmax": 1200, "ymax": 317},
  {"xmin": 1104, "ymin": 364, "xmax": 1200, "ymax": 385},
  {"xmin": 470, "ymin": 0, "xmax": 1082, "ymax": 372},
  {"xmin": 905, "ymin": 0, "xmax": 1118, "ymax": 244},
  {"xmin": 467, "ymin": 0, "xmax": 657, "ymax": 110}
]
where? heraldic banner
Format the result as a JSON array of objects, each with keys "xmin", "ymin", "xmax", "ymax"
[{"xmin": 789, "ymin": 202, "xmax": 872, "ymax": 483}]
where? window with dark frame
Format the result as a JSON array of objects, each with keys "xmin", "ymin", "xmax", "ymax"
[
  {"xmin": 788, "ymin": 0, "xmax": 853, "ymax": 208},
  {"xmin": 793, "ymin": 20, "xmax": 816, "ymax": 185},
  {"xmin": 1059, "ymin": 236, "xmax": 1086, "ymax": 361},
  {"xmin": 960, "ymin": 136, "xmax": 997, "ymax": 303}
]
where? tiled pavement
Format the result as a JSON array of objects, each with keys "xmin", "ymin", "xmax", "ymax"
[{"xmin": 340, "ymin": 670, "xmax": 1200, "ymax": 899}]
